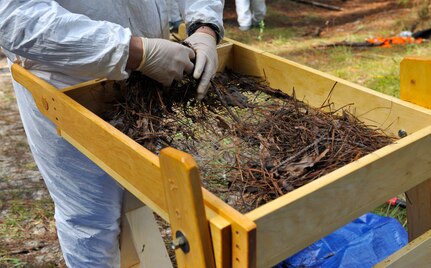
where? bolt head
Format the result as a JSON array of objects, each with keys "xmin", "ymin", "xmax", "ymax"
[
  {"xmin": 398, "ymin": 129, "xmax": 408, "ymax": 138},
  {"xmin": 171, "ymin": 236, "xmax": 186, "ymax": 250}
]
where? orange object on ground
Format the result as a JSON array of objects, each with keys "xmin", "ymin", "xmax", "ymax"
[{"xmin": 366, "ymin": 36, "xmax": 423, "ymax": 48}]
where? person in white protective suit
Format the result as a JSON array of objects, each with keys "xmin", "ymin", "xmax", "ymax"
[
  {"xmin": 235, "ymin": 0, "xmax": 266, "ymax": 31},
  {"xmin": 0, "ymin": 0, "xmax": 223, "ymax": 266},
  {"xmin": 168, "ymin": 0, "xmax": 183, "ymax": 33}
]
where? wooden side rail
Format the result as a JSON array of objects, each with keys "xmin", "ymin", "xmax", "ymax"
[
  {"xmin": 224, "ymin": 38, "xmax": 431, "ymax": 136},
  {"xmin": 374, "ymin": 229, "xmax": 431, "ymax": 267}
]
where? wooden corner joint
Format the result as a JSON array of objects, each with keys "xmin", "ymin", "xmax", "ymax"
[{"xmin": 160, "ymin": 147, "xmax": 216, "ymax": 268}]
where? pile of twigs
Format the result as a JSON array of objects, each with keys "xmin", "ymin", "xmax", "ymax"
[{"xmin": 109, "ymin": 71, "xmax": 393, "ymax": 212}]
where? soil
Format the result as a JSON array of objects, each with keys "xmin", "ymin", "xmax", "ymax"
[{"xmin": 0, "ymin": 1, "xmax": 427, "ymax": 266}]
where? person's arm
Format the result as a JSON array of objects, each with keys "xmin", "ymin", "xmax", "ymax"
[{"xmin": 0, "ymin": 0, "xmax": 131, "ymax": 80}]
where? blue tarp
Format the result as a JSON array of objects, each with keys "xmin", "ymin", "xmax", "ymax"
[{"xmin": 275, "ymin": 213, "xmax": 408, "ymax": 268}]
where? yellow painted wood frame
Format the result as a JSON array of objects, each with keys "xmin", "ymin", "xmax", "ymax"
[{"xmin": 11, "ymin": 39, "xmax": 431, "ymax": 267}]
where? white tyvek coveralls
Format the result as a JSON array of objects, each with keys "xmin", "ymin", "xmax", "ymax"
[
  {"xmin": 0, "ymin": 0, "xmax": 223, "ymax": 266},
  {"xmin": 168, "ymin": 0, "xmax": 183, "ymax": 25},
  {"xmin": 235, "ymin": 0, "xmax": 266, "ymax": 28}
]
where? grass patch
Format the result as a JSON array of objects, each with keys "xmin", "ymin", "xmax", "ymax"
[
  {"xmin": 0, "ymin": 257, "xmax": 27, "ymax": 268},
  {"xmin": 368, "ymin": 73, "xmax": 400, "ymax": 97},
  {"xmin": 225, "ymin": 25, "xmax": 297, "ymax": 44},
  {"xmin": 0, "ymin": 198, "xmax": 54, "ymax": 240},
  {"xmin": 23, "ymin": 162, "xmax": 37, "ymax": 171},
  {"xmin": 375, "ymin": 202, "xmax": 407, "ymax": 229}
]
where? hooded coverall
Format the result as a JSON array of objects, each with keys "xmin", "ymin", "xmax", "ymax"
[
  {"xmin": 168, "ymin": 0, "xmax": 183, "ymax": 31},
  {"xmin": 0, "ymin": 1, "xmax": 223, "ymax": 266}
]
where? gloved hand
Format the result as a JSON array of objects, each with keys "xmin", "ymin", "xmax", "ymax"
[
  {"xmin": 185, "ymin": 32, "xmax": 218, "ymax": 100},
  {"xmin": 137, "ymin": 37, "xmax": 195, "ymax": 86}
]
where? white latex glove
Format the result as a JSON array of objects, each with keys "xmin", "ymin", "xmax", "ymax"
[
  {"xmin": 185, "ymin": 32, "xmax": 218, "ymax": 100},
  {"xmin": 137, "ymin": 37, "xmax": 195, "ymax": 86}
]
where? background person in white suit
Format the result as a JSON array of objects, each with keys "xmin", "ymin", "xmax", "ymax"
[{"xmin": 235, "ymin": 0, "xmax": 266, "ymax": 31}]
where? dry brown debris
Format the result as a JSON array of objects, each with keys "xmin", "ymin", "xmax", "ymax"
[{"xmin": 108, "ymin": 71, "xmax": 393, "ymax": 212}]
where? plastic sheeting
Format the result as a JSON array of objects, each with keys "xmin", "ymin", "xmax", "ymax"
[{"xmin": 275, "ymin": 213, "xmax": 407, "ymax": 268}]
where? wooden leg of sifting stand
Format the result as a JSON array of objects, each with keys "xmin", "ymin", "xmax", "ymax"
[
  {"xmin": 120, "ymin": 192, "xmax": 172, "ymax": 268},
  {"xmin": 400, "ymin": 56, "xmax": 431, "ymax": 241}
]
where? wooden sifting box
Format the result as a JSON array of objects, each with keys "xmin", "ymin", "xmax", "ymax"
[{"xmin": 11, "ymin": 38, "xmax": 431, "ymax": 267}]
